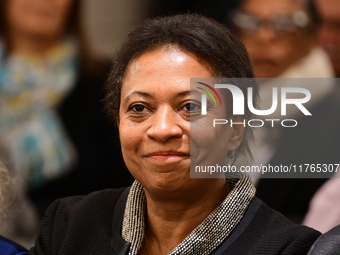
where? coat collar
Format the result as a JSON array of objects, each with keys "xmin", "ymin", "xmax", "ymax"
[{"xmin": 111, "ymin": 187, "xmax": 131, "ymax": 255}]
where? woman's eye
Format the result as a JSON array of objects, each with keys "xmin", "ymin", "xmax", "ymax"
[
  {"xmin": 131, "ymin": 104, "xmax": 145, "ymax": 112},
  {"xmin": 184, "ymin": 103, "xmax": 199, "ymax": 112}
]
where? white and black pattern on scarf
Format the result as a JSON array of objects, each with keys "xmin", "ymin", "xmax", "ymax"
[
  {"xmin": 122, "ymin": 180, "xmax": 146, "ymax": 255},
  {"xmin": 122, "ymin": 173, "xmax": 256, "ymax": 255}
]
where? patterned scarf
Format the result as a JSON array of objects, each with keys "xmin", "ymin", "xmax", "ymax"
[
  {"xmin": 122, "ymin": 174, "xmax": 256, "ymax": 255},
  {"xmin": 0, "ymin": 40, "xmax": 78, "ymax": 188}
]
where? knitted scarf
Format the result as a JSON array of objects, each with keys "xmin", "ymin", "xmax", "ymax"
[{"xmin": 122, "ymin": 175, "xmax": 255, "ymax": 254}]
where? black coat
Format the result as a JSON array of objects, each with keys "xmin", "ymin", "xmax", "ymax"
[{"xmin": 29, "ymin": 188, "xmax": 320, "ymax": 255}]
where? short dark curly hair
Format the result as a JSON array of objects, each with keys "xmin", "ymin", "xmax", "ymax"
[{"xmin": 105, "ymin": 13, "xmax": 258, "ymax": 161}]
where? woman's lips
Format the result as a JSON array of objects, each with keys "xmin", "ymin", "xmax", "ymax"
[{"xmin": 144, "ymin": 151, "xmax": 190, "ymax": 162}]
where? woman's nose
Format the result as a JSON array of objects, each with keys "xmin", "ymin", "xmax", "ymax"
[
  {"xmin": 256, "ymin": 26, "xmax": 277, "ymax": 43},
  {"xmin": 146, "ymin": 106, "xmax": 183, "ymax": 143}
]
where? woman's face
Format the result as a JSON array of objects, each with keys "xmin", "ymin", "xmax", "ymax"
[
  {"xmin": 118, "ymin": 47, "xmax": 243, "ymax": 195},
  {"xmin": 236, "ymin": 0, "xmax": 313, "ymax": 77},
  {"xmin": 6, "ymin": 0, "xmax": 74, "ymax": 41}
]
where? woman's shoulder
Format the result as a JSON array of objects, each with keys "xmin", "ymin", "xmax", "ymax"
[
  {"xmin": 29, "ymin": 187, "xmax": 129, "ymax": 255},
  {"xmin": 255, "ymin": 199, "xmax": 321, "ymax": 239},
  {"xmin": 224, "ymin": 198, "xmax": 321, "ymax": 255},
  {"xmin": 45, "ymin": 187, "xmax": 128, "ymax": 218}
]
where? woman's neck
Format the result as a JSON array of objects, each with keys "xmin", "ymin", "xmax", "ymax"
[{"xmin": 143, "ymin": 179, "xmax": 230, "ymax": 254}]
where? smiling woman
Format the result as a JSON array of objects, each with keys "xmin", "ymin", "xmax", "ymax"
[
  {"xmin": 118, "ymin": 47, "xmax": 234, "ymax": 196},
  {"xmin": 29, "ymin": 14, "xmax": 320, "ymax": 255}
]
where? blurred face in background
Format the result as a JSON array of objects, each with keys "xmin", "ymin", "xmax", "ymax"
[
  {"xmin": 6, "ymin": 0, "xmax": 74, "ymax": 42},
  {"xmin": 315, "ymin": 0, "xmax": 340, "ymax": 76},
  {"xmin": 233, "ymin": 0, "xmax": 315, "ymax": 78}
]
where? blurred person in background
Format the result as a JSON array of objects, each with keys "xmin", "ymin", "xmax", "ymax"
[
  {"xmin": 302, "ymin": 0, "xmax": 340, "ymax": 233},
  {"xmin": 229, "ymin": 0, "xmax": 340, "ymax": 227},
  {"xmin": 0, "ymin": 161, "xmax": 29, "ymax": 254},
  {"xmin": 303, "ymin": 171, "xmax": 340, "ymax": 233},
  {"xmin": 0, "ymin": 0, "xmax": 133, "ymax": 219},
  {"xmin": 231, "ymin": 0, "xmax": 332, "ymax": 78},
  {"xmin": 315, "ymin": 0, "xmax": 340, "ymax": 77},
  {"xmin": 0, "ymin": 143, "xmax": 38, "ymax": 248}
]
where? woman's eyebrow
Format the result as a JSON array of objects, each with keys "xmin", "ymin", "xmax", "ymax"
[
  {"xmin": 124, "ymin": 91, "xmax": 153, "ymax": 102},
  {"xmin": 123, "ymin": 90, "xmax": 202, "ymax": 104},
  {"xmin": 125, "ymin": 90, "xmax": 197, "ymax": 101},
  {"xmin": 186, "ymin": 90, "xmax": 203, "ymax": 96}
]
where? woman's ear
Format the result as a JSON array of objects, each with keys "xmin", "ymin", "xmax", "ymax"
[{"xmin": 228, "ymin": 115, "xmax": 246, "ymax": 151}]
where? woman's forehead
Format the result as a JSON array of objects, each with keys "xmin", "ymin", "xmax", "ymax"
[
  {"xmin": 121, "ymin": 47, "xmax": 213, "ymax": 93},
  {"xmin": 241, "ymin": 0, "xmax": 305, "ymax": 16}
]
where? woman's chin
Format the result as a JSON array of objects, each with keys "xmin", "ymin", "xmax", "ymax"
[{"xmin": 142, "ymin": 173, "xmax": 188, "ymax": 194}]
